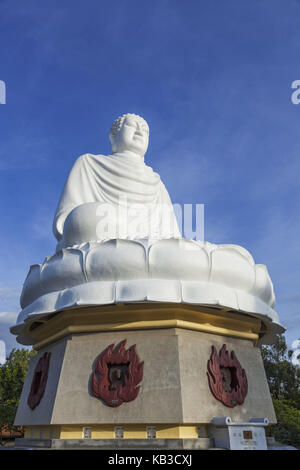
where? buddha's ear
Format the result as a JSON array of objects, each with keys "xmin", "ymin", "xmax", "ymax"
[{"xmin": 109, "ymin": 132, "xmax": 117, "ymax": 153}]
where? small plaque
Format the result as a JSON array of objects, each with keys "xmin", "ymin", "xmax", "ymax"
[
  {"xmin": 82, "ymin": 427, "xmax": 92, "ymax": 439},
  {"xmin": 243, "ymin": 430, "xmax": 253, "ymax": 440},
  {"xmin": 146, "ymin": 426, "xmax": 156, "ymax": 439},
  {"xmin": 211, "ymin": 418, "xmax": 268, "ymax": 450},
  {"xmin": 228, "ymin": 426, "xmax": 267, "ymax": 450},
  {"xmin": 115, "ymin": 426, "xmax": 124, "ymax": 439}
]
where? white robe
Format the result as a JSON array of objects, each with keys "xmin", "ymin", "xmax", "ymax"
[{"xmin": 53, "ymin": 153, "xmax": 181, "ymax": 246}]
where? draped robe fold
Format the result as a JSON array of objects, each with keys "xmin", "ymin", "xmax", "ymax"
[{"xmin": 53, "ymin": 153, "xmax": 181, "ymax": 246}]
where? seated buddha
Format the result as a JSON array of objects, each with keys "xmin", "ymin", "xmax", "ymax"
[{"xmin": 53, "ymin": 113, "xmax": 181, "ymax": 251}]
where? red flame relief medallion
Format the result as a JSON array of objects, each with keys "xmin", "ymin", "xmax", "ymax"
[
  {"xmin": 27, "ymin": 352, "xmax": 51, "ymax": 410},
  {"xmin": 207, "ymin": 344, "xmax": 248, "ymax": 408},
  {"xmin": 92, "ymin": 340, "xmax": 144, "ymax": 407}
]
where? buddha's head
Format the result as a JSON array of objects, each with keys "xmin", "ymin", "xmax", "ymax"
[{"xmin": 109, "ymin": 113, "xmax": 149, "ymax": 158}]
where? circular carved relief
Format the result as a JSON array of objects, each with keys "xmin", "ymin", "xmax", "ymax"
[
  {"xmin": 92, "ymin": 340, "xmax": 144, "ymax": 407},
  {"xmin": 207, "ymin": 344, "xmax": 248, "ymax": 407},
  {"xmin": 27, "ymin": 352, "xmax": 51, "ymax": 410}
]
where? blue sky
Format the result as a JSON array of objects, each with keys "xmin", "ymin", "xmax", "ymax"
[{"xmin": 0, "ymin": 0, "xmax": 300, "ymax": 357}]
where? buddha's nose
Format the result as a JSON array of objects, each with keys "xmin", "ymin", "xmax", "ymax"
[{"xmin": 136, "ymin": 123, "xmax": 144, "ymax": 133}]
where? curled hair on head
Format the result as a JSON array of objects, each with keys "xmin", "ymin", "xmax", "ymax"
[{"xmin": 109, "ymin": 113, "xmax": 149, "ymax": 139}]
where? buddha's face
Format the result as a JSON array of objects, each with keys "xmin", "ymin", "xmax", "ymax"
[{"xmin": 111, "ymin": 115, "xmax": 149, "ymax": 157}]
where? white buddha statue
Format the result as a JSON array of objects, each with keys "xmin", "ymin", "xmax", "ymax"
[
  {"xmin": 12, "ymin": 113, "xmax": 283, "ymax": 347},
  {"xmin": 53, "ymin": 113, "xmax": 181, "ymax": 251}
]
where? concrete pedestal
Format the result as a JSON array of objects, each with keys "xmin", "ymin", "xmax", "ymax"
[
  {"xmin": 15, "ymin": 307, "xmax": 276, "ymax": 447},
  {"xmin": 14, "ymin": 437, "xmax": 214, "ymax": 450}
]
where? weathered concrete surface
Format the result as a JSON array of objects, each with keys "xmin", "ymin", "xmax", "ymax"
[
  {"xmin": 178, "ymin": 329, "xmax": 276, "ymax": 423},
  {"xmin": 14, "ymin": 437, "xmax": 214, "ymax": 450},
  {"xmin": 14, "ymin": 339, "xmax": 66, "ymax": 426},
  {"xmin": 15, "ymin": 328, "xmax": 276, "ymax": 426}
]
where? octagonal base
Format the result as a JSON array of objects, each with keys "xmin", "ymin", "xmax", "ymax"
[{"xmin": 14, "ymin": 307, "xmax": 276, "ymax": 440}]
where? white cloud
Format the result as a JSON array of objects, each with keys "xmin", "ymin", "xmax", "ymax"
[
  {"xmin": 0, "ymin": 312, "xmax": 18, "ymax": 325},
  {"xmin": 0, "ymin": 316, "xmax": 21, "ymax": 357},
  {"xmin": 0, "ymin": 340, "xmax": 6, "ymax": 365},
  {"xmin": 0, "ymin": 287, "xmax": 20, "ymax": 299}
]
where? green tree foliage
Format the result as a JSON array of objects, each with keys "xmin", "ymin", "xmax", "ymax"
[
  {"xmin": 269, "ymin": 399, "xmax": 300, "ymax": 448},
  {"xmin": 262, "ymin": 334, "xmax": 300, "ymax": 448},
  {"xmin": 0, "ymin": 348, "xmax": 36, "ymax": 442}
]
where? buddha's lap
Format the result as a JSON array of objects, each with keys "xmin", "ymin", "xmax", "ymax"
[{"xmin": 62, "ymin": 202, "xmax": 163, "ymax": 245}]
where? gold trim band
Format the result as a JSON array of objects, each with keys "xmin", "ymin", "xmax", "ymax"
[
  {"xmin": 28, "ymin": 303, "xmax": 262, "ymax": 350},
  {"xmin": 24, "ymin": 424, "xmax": 207, "ymax": 440}
]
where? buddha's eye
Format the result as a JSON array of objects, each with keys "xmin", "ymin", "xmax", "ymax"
[
  {"xmin": 125, "ymin": 120, "xmax": 137, "ymax": 128},
  {"xmin": 124, "ymin": 120, "xmax": 149, "ymax": 134}
]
